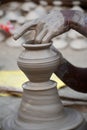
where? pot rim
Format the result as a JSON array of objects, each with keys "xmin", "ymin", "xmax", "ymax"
[{"xmin": 22, "ymin": 40, "xmax": 52, "ymax": 49}]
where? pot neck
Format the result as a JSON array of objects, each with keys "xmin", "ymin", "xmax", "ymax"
[{"xmin": 22, "ymin": 40, "xmax": 52, "ymax": 50}]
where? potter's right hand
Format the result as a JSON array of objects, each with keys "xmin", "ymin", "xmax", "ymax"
[{"xmin": 14, "ymin": 9, "xmax": 70, "ymax": 44}]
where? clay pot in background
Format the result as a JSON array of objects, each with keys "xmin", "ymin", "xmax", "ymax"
[{"xmin": 33, "ymin": 0, "xmax": 53, "ymax": 5}]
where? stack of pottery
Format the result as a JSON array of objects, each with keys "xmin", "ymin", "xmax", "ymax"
[{"xmin": 1, "ymin": 40, "xmax": 87, "ymax": 130}]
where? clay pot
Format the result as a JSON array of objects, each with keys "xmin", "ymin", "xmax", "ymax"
[{"xmin": 18, "ymin": 41, "xmax": 61, "ymax": 82}]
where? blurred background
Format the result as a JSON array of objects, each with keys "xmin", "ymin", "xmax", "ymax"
[{"xmin": 0, "ymin": 0, "xmax": 87, "ymax": 70}]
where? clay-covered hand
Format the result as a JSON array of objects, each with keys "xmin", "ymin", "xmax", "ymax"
[{"xmin": 14, "ymin": 9, "xmax": 70, "ymax": 43}]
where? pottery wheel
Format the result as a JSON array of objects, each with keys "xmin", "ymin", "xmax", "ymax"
[{"xmin": 1, "ymin": 107, "xmax": 87, "ymax": 130}]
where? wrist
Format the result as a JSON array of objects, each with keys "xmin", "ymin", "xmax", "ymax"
[
  {"xmin": 61, "ymin": 10, "xmax": 75, "ymax": 23},
  {"xmin": 69, "ymin": 10, "xmax": 85, "ymax": 28}
]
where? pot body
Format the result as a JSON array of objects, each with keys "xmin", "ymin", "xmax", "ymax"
[{"xmin": 18, "ymin": 42, "xmax": 61, "ymax": 82}]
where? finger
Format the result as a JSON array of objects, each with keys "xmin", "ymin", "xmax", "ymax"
[
  {"xmin": 24, "ymin": 30, "xmax": 36, "ymax": 41},
  {"xmin": 14, "ymin": 19, "xmax": 38, "ymax": 40},
  {"xmin": 35, "ymin": 28, "xmax": 48, "ymax": 44},
  {"xmin": 42, "ymin": 31, "xmax": 57, "ymax": 43},
  {"xmin": 35, "ymin": 22, "xmax": 44, "ymax": 36}
]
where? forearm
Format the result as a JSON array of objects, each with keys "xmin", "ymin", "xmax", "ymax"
[
  {"xmin": 55, "ymin": 58, "xmax": 87, "ymax": 93},
  {"xmin": 69, "ymin": 10, "xmax": 87, "ymax": 37},
  {"xmin": 61, "ymin": 10, "xmax": 87, "ymax": 37}
]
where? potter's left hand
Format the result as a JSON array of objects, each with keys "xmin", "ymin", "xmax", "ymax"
[{"xmin": 14, "ymin": 9, "xmax": 70, "ymax": 43}]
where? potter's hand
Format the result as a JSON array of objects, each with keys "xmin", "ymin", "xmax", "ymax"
[
  {"xmin": 14, "ymin": 9, "xmax": 70, "ymax": 43},
  {"xmin": 14, "ymin": 9, "xmax": 87, "ymax": 43}
]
